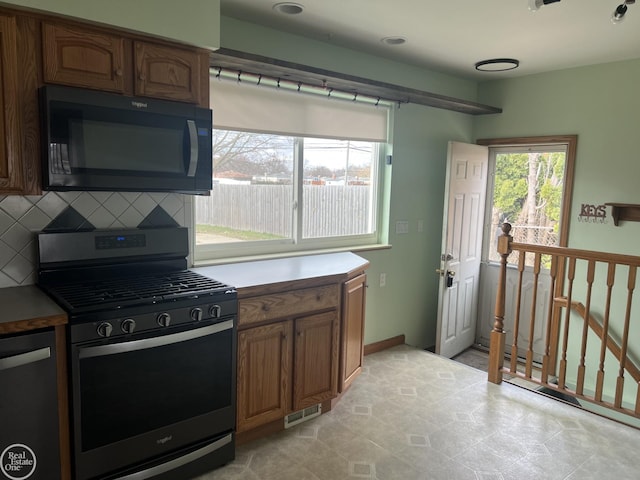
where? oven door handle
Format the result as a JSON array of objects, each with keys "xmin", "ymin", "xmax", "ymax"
[{"xmin": 78, "ymin": 320, "xmax": 233, "ymax": 359}]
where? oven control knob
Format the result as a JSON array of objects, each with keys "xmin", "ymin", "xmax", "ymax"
[
  {"xmin": 209, "ymin": 304, "xmax": 221, "ymax": 318},
  {"xmin": 121, "ymin": 318, "xmax": 136, "ymax": 334},
  {"xmin": 190, "ymin": 307, "xmax": 203, "ymax": 322},
  {"xmin": 97, "ymin": 322, "xmax": 113, "ymax": 338},
  {"xmin": 157, "ymin": 312, "xmax": 171, "ymax": 327}
]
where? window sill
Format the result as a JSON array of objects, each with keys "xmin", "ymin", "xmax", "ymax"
[{"xmin": 192, "ymin": 243, "xmax": 391, "ymax": 267}]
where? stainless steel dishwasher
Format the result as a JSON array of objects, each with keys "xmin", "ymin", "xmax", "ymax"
[{"xmin": 0, "ymin": 328, "xmax": 61, "ymax": 480}]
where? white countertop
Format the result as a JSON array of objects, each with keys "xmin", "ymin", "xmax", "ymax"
[{"xmin": 194, "ymin": 252, "xmax": 369, "ymax": 291}]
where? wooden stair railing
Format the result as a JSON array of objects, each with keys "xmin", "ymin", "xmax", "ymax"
[
  {"xmin": 554, "ymin": 297, "xmax": 640, "ymax": 385},
  {"xmin": 488, "ymin": 222, "xmax": 640, "ymax": 418}
]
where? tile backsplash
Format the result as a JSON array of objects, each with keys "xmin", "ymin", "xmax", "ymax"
[{"xmin": 0, "ymin": 191, "xmax": 188, "ymax": 288}]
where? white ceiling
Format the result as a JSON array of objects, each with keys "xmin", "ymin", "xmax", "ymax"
[{"xmin": 220, "ymin": 0, "xmax": 640, "ymax": 81}]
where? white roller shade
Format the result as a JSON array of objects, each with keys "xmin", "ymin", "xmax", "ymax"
[{"xmin": 210, "ymin": 78, "xmax": 389, "ymax": 142}]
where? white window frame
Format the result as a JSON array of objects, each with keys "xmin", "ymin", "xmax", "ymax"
[{"xmin": 192, "ymin": 133, "xmax": 388, "ymax": 264}]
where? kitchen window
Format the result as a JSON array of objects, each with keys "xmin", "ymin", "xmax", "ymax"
[{"xmin": 193, "ymin": 74, "xmax": 391, "ymax": 262}]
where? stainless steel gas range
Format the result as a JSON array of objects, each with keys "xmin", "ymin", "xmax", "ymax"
[{"xmin": 37, "ymin": 227, "xmax": 236, "ymax": 480}]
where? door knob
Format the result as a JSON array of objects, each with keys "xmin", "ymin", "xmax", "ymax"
[{"xmin": 436, "ymin": 269, "xmax": 455, "ymax": 277}]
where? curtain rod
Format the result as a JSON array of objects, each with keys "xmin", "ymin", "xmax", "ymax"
[{"xmin": 210, "ymin": 66, "xmax": 398, "ymax": 108}]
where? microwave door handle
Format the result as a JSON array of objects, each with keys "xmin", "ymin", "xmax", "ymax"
[{"xmin": 186, "ymin": 120, "xmax": 198, "ymax": 177}]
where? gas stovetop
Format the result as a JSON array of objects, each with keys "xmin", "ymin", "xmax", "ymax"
[
  {"xmin": 36, "ymin": 227, "xmax": 236, "ymax": 317},
  {"xmin": 40, "ymin": 270, "xmax": 234, "ymax": 313}
]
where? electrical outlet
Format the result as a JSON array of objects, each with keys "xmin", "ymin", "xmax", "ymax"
[
  {"xmin": 379, "ymin": 273, "xmax": 386, "ymax": 287},
  {"xmin": 417, "ymin": 220, "xmax": 424, "ymax": 232}
]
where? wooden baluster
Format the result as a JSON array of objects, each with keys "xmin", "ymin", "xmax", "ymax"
[
  {"xmin": 510, "ymin": 251, "xmax": 526, "ymax": 374},
  {"xmin": 488, "ymin": 223, "xmax": 512, "ymax": 384},
  {"xmin": 615, "ymin": 265, "xmax": 637, "ymax": 408},
  {"xmin": 541, "ymin": 254, "xmax": 558, "ymax": 384},
  {"xmin": 596, "ymin": 263, "xmax": 616, "ymax": 402},
  {"xmin": 558, "ymin": 257, "xmax": 576, "ymax": 390},
  {"xmin": 577, "ymin": 260, "xmax": 595, "ymax": 396},
  {"xmin": 547, "ymin": 255, "xmax": 566, "ymax": 378},
  {"xmin": 525, "ymin": 252, "xmax": 541, "ymax": 379}
]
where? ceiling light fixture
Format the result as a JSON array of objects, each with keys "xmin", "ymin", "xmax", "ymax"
[
  {"xmin": 612, "ymin": 0, "xmax": 636, "ymax": 23},
  {"xmin": 273, "ymin": 2, "xmax": 304, "ymax": 15},
  {"xmin": 475, "ymin": 58, "xmax": 520, "ymax": 72},
  {"xmin": 381, "ymin": 36, "xmax": 407, "ymax": 46},
  {"xmin": 528, "ymin": 0, "xmax": 561, "ymax": 12}
]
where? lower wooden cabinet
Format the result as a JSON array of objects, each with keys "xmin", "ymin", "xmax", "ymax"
[
  {"xmin": 236, "ymin": 321, "xmax": 292, "ymax": 433},
  {"xmin": 340, "ymin": 273, "xmax": 367, "ymax": 392},
  {"xmin": 293, "ymin": 310, "xmax": 339, "ymax": 411},
  {"xmin": 236, "ymin": 309, "xmax": 340, "ymax": 433},
  {"xmin": 234, "ymin": 263, "xmax": 368, "ymax": 439}
]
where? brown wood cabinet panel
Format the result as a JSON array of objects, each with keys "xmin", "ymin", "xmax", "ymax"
[
  {"xmin": 238, "ymin": 284, "xmax": 340, "ymax": 328},
  {"xmin": 42, "ymin": 22, "xmax": 127, "ymax": 93},
  {"xmin": 15, "ymin": 14, "xmax": 41, "ymax": 195},
  {"xmin": 134, "ymin": 41, "xmax": 204, "ymax": 104},
  {"xmin": 293, "ymin": 310, "xmax": 339, "ymax": 411},
  {"xmin": 0, "ymin": 14, "xmax": 25, "ymax": 193},
  {"xmin": 237, "ymin": 321, "xmax": 292, "ymax": 433},
  {"xmin": 340, "ymin": 273, "xmax": 367, "ymax": 392}
]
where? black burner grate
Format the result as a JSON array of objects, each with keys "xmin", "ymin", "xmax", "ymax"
[{"xmin": 44, "ymin": 271, "xmax": 232, "ymax": 311}]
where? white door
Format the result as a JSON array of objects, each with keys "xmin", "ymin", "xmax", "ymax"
[{"xmin": 436, "ymin": 141, "xmax": 488, "ymax": 358}]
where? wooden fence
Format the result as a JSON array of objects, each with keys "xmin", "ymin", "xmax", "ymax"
[{"xmin": 195, "ymin": 184, "xmax": 373, "ymax": 238}]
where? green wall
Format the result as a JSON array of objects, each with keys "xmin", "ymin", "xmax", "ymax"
[
  {"xmin": 475, "ymin": 60, "xmax": 640, "ymax": 407},
  {"xmin": 220, "ymin": 16, "xmax": 477, "ymax": 348},
  {"xmin": 475, "ymin": 59, "xmax": 640, "ymax": 254},
  {"xmin": 0, "ymin": 0, "xmax": 220, "ymax": 48}
]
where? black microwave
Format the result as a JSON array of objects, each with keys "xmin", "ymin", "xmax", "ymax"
[{"xmin": 40, "ymin": 85, "xmax": 213, "ymax": 195}]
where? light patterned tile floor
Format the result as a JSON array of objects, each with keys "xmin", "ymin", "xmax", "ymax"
[{"xmin": 194, "ymin": 345, "xmax": 640, "ymax": 480}]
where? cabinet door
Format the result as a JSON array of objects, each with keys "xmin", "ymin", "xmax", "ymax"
[
  {"xmin": 0, "ymin": 15, "xmax": 24, "ymax": 193},
  {"xmin": 340, "ymin": 273, "xmax": 367, "ymax": 392},
  {"xmin": 237, "ymin": 321, "xmax": 292, "ymax": 433},
  {"xmin": 42, "ymin": 23, "xmax": 127, "ymax": 93},
  {"xmin": 134, "ymin": 41, "xmax": 205, "ymax": 104},
  {"xmin": 293, "ymin": 310, "xmax": 339, "ymax": 411}
]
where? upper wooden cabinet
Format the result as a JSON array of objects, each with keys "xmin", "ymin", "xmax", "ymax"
[
  {"xmin": 0, "ymin": 13, "xmax": 39, "ymax": 195},
  {"xmin": 41, "ymin": 21, "xmax": 209, "ymax": 105},
  {"xmin": 0, "ymin": 15, "xmax": 23, "ymax": 193},
  {"xmin": 134, "ymin": 41, "xmax": 204, "ymax": 104},
  {"xmin": 42, "ymin": 22, "xmax": 127, "ymax": 93},
  {"xmin": 0, "ymin": 9, "xmax": 212, "ymax": 195}
]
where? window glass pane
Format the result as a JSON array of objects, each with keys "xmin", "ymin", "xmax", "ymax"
[
  {"xmin": 195, "ymin": 131, "xmax": 381, "ymax": 257},
  {"xmin": 302, "ymin": 139, "xmax": 376, "ymax": 239},
  {"xmin": 488, "ymin": 150, "xmax": 566, "ymax": 266},
  {"xmin": 195, "ymin": 130, "xmax": 294, "ymax": 245}
]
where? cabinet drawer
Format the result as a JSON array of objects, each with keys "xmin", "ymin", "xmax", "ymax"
[{"xmin": 239, "ymin": 284, "xmax": 339, "ymax": 327}]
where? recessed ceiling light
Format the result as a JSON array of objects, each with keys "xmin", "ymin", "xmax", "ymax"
[
  {"xmin": 475, "ymin": 58, "xmax": 520, "ymax": 72},
  {"xmin": 381, "ymin": 36, "xmax": 407, "ymax": 46},
  {"xmin": 273, "ymin": 2, "xmax": 304, "ymax": 15}
]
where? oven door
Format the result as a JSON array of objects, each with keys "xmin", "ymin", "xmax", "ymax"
[{"xmin": 70, "ymin": 317, "xmax": 236, "ymax": 480}]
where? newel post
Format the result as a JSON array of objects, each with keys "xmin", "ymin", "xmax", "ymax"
[{"xmin": 488, "ymin": 223, "xmax": 512, "ymax": 384}]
